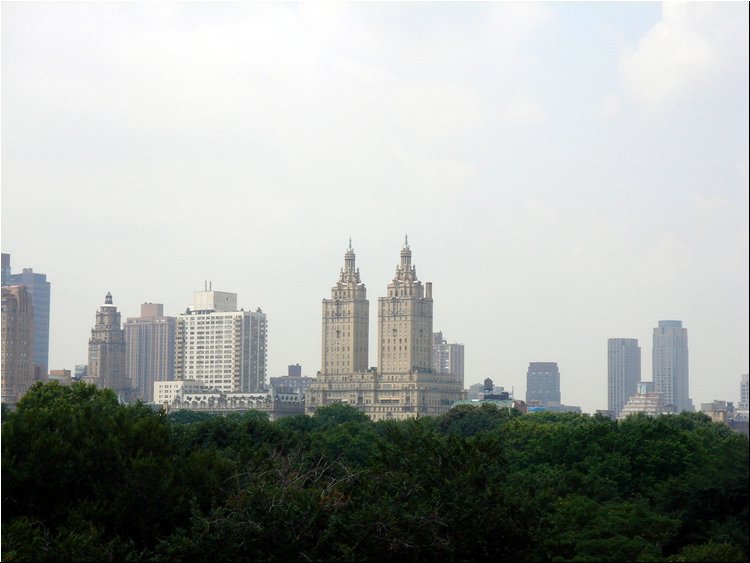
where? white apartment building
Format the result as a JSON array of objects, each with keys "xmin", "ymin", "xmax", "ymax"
[
  {"xmin": 154, "ymin": 379, "xmax": 208, "ymax": 405},
  {"xmin": 174, "ymin": 289, "xmax": 267, "ymax": 393},
  {"xmin": 432, "ymin": 331, "xmax": 465, "ymax": 388}
]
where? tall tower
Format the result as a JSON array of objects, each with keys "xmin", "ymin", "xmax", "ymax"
[
  {"xmin": 652, "ymin": 320, "xmax": 692, "ymax": 412},
  {"xmin": 124, "ymin": 303, "xmax": 176, "ymax": 403},
  {"xmin": 1, "ymin": 285, "xmax": 35, "ymax": 405},
  {"xmin": 608, "ymin": 338, "xmax": 641, "ymax": 419},
  {"xmin": 378, "ymin": 236, "xmax": 433, "ymax": 375},
  {"xmin": 526, "ymin": 362, "xmax": 561, "ymax": 405},
  {"xmin": 5, "ymin": 260, "xmax": 51, "ymax": 377},
  {"xmin": 321, "ymin": 240, "xmax": 369, "ymax": 375},
  {"xmin": 174, "ymin": 289, "xmax": 267, "ymax": 393},
  {"xmin": 87, "ymin": 292, "xmax": 128, "ymax": 398}
]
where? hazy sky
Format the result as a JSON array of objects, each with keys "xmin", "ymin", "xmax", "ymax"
[{"xmin": 2, "ymin": 2, "xmax": 748, "ymax": 414}]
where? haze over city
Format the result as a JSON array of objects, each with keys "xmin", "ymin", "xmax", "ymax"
[{"xmin": 2, "ymin": 2, "xmax": 748, "ymax": 414}]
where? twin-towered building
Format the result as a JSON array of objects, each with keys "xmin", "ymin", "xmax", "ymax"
[
  {"xmin": 81, "ymin": 239, "xmax": 462, "ymax": 420},
  {"xmin": 306, "ymin": 238, "xmax": 465, "ymax": 421}
]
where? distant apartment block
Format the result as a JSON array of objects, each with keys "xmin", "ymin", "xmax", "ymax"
[
  {"xmin": 1, "ymin": 285, "xmax": 36, "ymax": 405},
  {"xmin": 48, "ymin": 369, "xmax": 72, "ymax": 384},
  {"xmin": 124, "ymin": 303, "xmax": 176, "ymax": 403},
  {"xmin": 154, "ymin": 379, "xmax": 210, "ymax": 405},
  {"xmin": 74, "ymin": 364, "xmax": 88, "ymax": 380},
  {"xmin": 1, "ymin": 253, "xmax": 10, "ymax": 286},
  {"xmin": 174, "ymin": 288, "xmax": 267, "ymax": 393},
  {"xmin": 270, "ymin": 364, "xmax": 314, "ymax": 398},
  {"xmin": 432, "ymin": 331, "xmax": 465, "ymax": 388},
  {"xmin": 86, "ymin": 292, "xmax": 129, "ymax": 398},
  {"xmin": 700, "ymin": 400, "xmax": 735, "ymax": 426},
  {"xmin": 618, "ymin": 389, "xmax": 668, "ymax": 420},
  {"xmin": 154, "ymin": 378, "xmax": 303, "ymax": 420},
  {"xmin": 653, "ymin": 320, "xmax": 692, "ymax": 412},
  {"xmin": 525, "ymin": 362, "xmax": 561, "ymax": 406},
  {"xmin": 607, "ymin": 338, "xmax": 641, "ymax": 419},
  {"xmin": 740, "ymin": 374, "xmax": 749, "ymax": 410}
]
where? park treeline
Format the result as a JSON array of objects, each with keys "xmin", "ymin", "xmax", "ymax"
[{"xmin": 2, "ymin": 382, "xmax": 748, "ymax": 562}]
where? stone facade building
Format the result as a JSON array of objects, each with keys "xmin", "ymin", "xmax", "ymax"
[
  {"xmin": 86, "ymin": 292, "xmax": 129, "ymax": 399},
  {"xmin": 306, "ymin": 239, "xmax": 465, "ymax": 421},
  {"xmin": 1, "ymin": 285, "xmax": 35, "ymax": 405}
]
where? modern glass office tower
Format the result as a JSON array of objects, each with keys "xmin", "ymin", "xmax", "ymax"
[
  {"xmin": 652, "ymin": 320, "xmax": 692, "ymax": 412},
  {"xmin": 608, "ymin": 338, "xmax": 641, "ymax": 419}
]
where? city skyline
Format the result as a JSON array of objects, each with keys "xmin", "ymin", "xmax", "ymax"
[{"xmin": 2, "ymin": 3, "xmax": 748, "ymax": 414}]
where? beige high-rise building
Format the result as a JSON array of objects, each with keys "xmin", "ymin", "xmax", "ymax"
[
  {"xmin": 1, "ymin": 285, "xmax": 35, "ymax": 405},
  {"xmin": 124, "ymin": 303, "xmax": 176, "ymax": 403},
  {"xmin": 378, "ymin": 237, "xmax": 433, "ymax": 375},
  {"xmin": 307, "ymin": 238, "xmax": 465, "ymax": 421},
  {"xmin": 321, "ymin": 239, "xmax": 369, "ymax": 376},
  {"xmin": 86, "ymin": 292, "xmax": 129, "ymax": 399}
]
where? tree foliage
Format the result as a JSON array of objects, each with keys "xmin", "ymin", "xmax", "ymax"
[{"xmin": 2, "ymin": 384, "xmax": 747, "ymax": 562}]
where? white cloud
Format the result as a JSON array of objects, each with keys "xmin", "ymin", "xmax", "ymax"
[
  {"xmin": 599, "ymin": 93, "xmax": 622, "ymax": 120},
  {"xmin": 619, "ymin": 2, "xmax": 747, "ymax": 106}
]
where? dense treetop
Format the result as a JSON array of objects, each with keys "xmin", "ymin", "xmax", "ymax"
[{"xmin": 2, "ymin": 382, "xmax": 747, "ymax": 562}]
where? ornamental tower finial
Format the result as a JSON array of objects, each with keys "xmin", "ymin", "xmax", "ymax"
[{"xmin": 342, "ymin": 238, "xmax": 359, "ymax": 282}]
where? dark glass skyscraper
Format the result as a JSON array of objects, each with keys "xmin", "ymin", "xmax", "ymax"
[
  {"xmin": 4, "ymin": 256, "xmax": 51, "ymax": 376},
  {"xmin": 526, "ymin": 362, "xmax": 561, "ymax": 405}
]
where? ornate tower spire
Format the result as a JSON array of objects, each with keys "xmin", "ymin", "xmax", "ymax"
[
  {"xmin": 342, "ymin": 239, "xmax": 360, "ymax": 283},
  {"xmin": 105, "ymin": 292, "xmax": 113, "ymax": 305}
]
